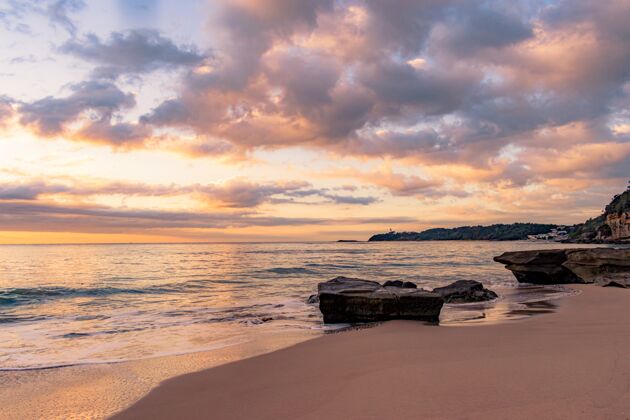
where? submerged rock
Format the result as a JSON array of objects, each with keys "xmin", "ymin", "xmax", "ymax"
[
  {"xmin": 432, "ymin": 280, "xmax": 498, "ymax": 303},
  {"xmin": 494, "ymin": 248, "xmax": 630, "ymax": 287},
  {"xmin": 317, "ymin": 277, "xmax": 443, "ymax": 323}
]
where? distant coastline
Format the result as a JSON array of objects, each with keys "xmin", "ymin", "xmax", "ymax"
[
  {"xmin": 368, "ymin": 223, "xmax": 557, "ymax": 242},
  {"xmin": 369, "ymin": 183, "xmax": 629, "ymax": 243}
]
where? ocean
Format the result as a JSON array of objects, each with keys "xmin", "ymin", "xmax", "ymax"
[{"xmin": 0, "ymin": 241, "xmax": 596, "ymax": 371}]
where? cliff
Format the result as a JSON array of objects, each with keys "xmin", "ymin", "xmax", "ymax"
[{"xmin": 569, "ymin": 184, "xmax": 630, "ymax": 243}]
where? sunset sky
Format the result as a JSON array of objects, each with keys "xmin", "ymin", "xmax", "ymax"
[{"xmin": 0, "ymin": 0, "xmax": 628, "ymax": 243}]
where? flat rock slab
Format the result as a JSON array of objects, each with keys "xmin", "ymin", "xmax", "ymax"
[
  {"xmin": 494, "ymin": 248, "xmax": 630, "ymax": 287},
  {"xmin": 318, "ymin": 277, "xmax": 444, "ymax": 323}
]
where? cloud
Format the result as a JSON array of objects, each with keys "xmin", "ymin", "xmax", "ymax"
[
  {"xmin": 47, "ymin": 0, "xmax": 85, "ymax": 36},
  {"xmin": 145, "ymin": 0, "xmax": 629, "ymax": 176},
  {"xmin": 60, "ymin": 30, "xmax": 209, "ymax": 78},
  {"xmin": 76, "ymin": 120, "xmax": 151, "ymax": 146},
  {"xmin": 5, "ymin": 0, "xmax": 630, "ymax": 203},
  {"xmin": 0, "ymin": 182, "xmax": 68, "ymax": 200},
  {"xmin": 430, "ymin": 5, "xmax": 533, "ymax": 56},
  {"xmin": 0, "ymin": 178, "xmax": 379, "ymax": 208},
  {"xmin": 331, "ymin": 165, "xmax": 468, "ymax": 199},
  {"xmin": 19, "ymin": 80, "xmax": 135, "ymax": 135},
  {"xmin": 0, "ymin": 200, "xmax": 413, "ymax": 235},
  {"xmin": 0, "ymin": 96, "xmax": 15, "ymax": 126},
  {"xmin": 17, "ymin": 80, "xmax": 151, "ymax": 147}
]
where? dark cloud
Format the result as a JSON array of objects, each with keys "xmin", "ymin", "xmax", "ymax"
[
  {"xmin": 356, "ymin": 60, "xmax": 478, "ymax": 115},
  {"xmin": 432, "ymin": 5, "xmax": 533, "ymax": 56},
  {"xmin": 363, "ymin": 0, "xmax": 455, "ymax": 56},
  {"xmin": 0, "ymin": 182, "xmax": 68, "ymax": 200},
  {"xmin": 0, "ymin": 178, "xmax": 378, "ymax": 208},
  {"xmin": 18, "ymin": 80, "xmax": 138, "ymax": 140},
  {"xmin": 283, "ymin": 188, "xmax": 379, "ymax": 205},
  {"xmin": 60, "ymin": 30, "xmax": 208, "ymax": 79}
]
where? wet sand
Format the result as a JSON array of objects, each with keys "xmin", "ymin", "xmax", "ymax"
[
  {"xmin": 114, "ymin": 285, "xmax": 630, "ymax": 420},
  {"xmin": 0, "ymin": 330, "xmax": 318, "ymax": 420}
]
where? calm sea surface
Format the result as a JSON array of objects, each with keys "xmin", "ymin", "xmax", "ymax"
[{"xmin": 0, "ymin": 241, "xmax": 599, "ymax": 370}]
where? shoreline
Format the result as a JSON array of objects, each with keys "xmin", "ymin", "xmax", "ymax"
[
  {"xmin": 0, "ymin": 329, "xmax": 319, "ymax": 420},
  {"xmin": 0, "ymin": 283, "xmax": 577, "ymax": 419},
  {"xmin": 113, "ymin": 284, "xmax": 630, "ymax": 420}
]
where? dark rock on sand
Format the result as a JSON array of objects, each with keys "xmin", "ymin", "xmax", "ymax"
[
  {"xmin": 494, "ymin": 248, "xmax": 630, "ymax": 287},
  {"xmin": 317, "ymin": 277, "xmax": 443, "ymax": 323},
  {"xmin": 307, "ymin": 294, "xmax": 319, "ymax": 304},
  {"xmin": 432, "ymin": 280, "xmax": 498, "ymax": 303}
]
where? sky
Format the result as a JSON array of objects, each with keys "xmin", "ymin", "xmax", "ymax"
[{"xmin": 0, "ymin": 0, "xmax": 628, "ymax": 243}]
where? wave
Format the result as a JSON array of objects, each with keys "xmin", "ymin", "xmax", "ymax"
[
  {"xmin": 263, "ymin": 267, "xmax": 318, "ymax": 275},
  {"xmin": 0, "ymin": 284, "xmax": 182, "ymax": 307}
]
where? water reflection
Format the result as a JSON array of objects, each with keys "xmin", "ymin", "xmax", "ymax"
[{"xmin": 441, "ymin": 285, "xmax": 572, "ymax": 325}]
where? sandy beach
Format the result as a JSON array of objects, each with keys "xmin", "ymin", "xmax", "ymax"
[{"xmin": 113, "ymin": 284, "xmax": 630, "ymax": 419}]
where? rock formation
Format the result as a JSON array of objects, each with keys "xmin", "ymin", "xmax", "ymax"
[
  {"xmin": 570, "ymin": 185, "xmax": 630, "ymax": 243},
  {"xmin": 606, "ymin": 212, "xmax": 630, "ymax": 242},
  {"xmin": 432, "ymin": 280, "xmax": 498, "ymax": 303},
  {"xmin": 316, "ymin": 277, "xmax": 498, "ymax": 323},
  {"xmin": 317, "ymin": 277, "xmax": 444, "ymax": 323},
  {"xmin": 494, "ymin": 248, "xmax": 630, "ymax": 287}
]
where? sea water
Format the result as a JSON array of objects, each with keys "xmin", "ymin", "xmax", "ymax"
[{"xmin": 0, "ymin": 241, "xmax": 598, "ymax": 370}]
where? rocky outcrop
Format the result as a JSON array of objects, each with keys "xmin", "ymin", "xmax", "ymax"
[
  {"xmin": 494, "ymin": 248, "xmax": 630, "ymax": 287},
  {"xmin": 563, "ymin": 248, "xmax": 630, "ymax": 287},
  {"xmin": 569, "ymin": 186, "xmax": 630, "ymax": 243},
  {"xmin": 317, "ymin": 277, "xmax": 443, "ymax": 323},
  {"xmin": 606, "ymin": 212, "xmax": 630, "ymax": 242},
  {"xmin": 493, "ymin": 250, "xmax": 584, "ymax": 284},
  {"xmin": 432, "ymin": 280, "xmax": 498, "ymax": 303}
]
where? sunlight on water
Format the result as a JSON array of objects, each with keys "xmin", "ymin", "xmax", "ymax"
[{"xmin": 0, "ymin": 241, "xmax": 600, "ymax": 370}]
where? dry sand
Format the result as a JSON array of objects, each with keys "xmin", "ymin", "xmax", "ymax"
[{"xmin": 113, "ymin": 285, "xmax": 630, "ymax": 420}]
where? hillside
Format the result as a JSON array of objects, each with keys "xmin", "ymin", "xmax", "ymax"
[{"xmin": 368, "ymin": 223, "xmax": 558, "ymax": 242}]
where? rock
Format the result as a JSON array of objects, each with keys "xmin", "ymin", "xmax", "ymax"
[
  {"xmin": 317, "ymin": 277, "xmax": 443, "ymax": 323},
  {"xmin": 383, "ymin": 280, "xmax": 418, "ymax": 288},
  {"xmin": 494, "ymin": 248, "xmax": 630, "ymax": 287},
  {"xmin": 383, "ymin": 280, "xmax": 404, "ymax": 287},
  {"xmin": 606, "ymin": 212, "xmax": 630, "ymax": 242},
  {"xmin": 493, "ymin": 250, "xmax": 583, "ymax": 284},
  {"xmin": 563, "ymin": 248, "xmax": 630, "ymax": 287},
  {"xmin": 432, "ymin": 280, "xmax": 498, "ymax": 303},
  {"xmin": 307, "ymin": 294, "xmax": 319, "ymax": 304},
  {"xmin": 318, "ymin": 276, "xmax": 381, "ymax": 293}
]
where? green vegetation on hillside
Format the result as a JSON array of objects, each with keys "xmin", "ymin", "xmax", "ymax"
[{"xmin": 368, "ymin": 223, "xmax": 558, "ymax": 241}]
